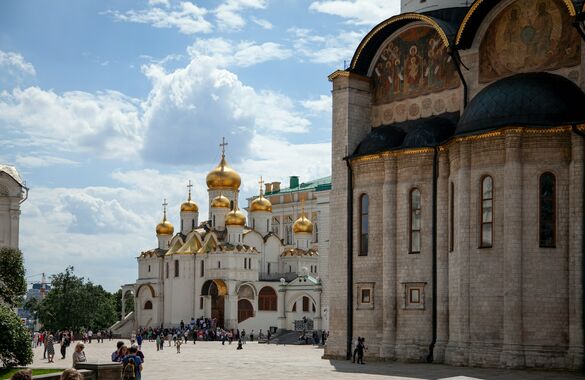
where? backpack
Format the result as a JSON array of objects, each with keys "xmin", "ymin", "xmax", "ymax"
[{"xmin": 123, "ymin": 357, "xmax": 136, "ymax": 379}]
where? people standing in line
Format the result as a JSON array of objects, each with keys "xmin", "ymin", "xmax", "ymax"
[
  {"xmin": 72, "ymin": 343, "xmax": 86, "ymax": 366},
  {"xmin": 122, "ymin": 346, "xmax": 143, "ymax": 380},
  {"xmin": 46, "ymin": 332, "xmax": 55, "ymax": 363}
]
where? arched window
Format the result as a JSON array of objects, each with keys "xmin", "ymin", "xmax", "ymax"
[
  {"xmin": 409, "ymin": 188, "xmax": 421, "ymax": 253},
  {"xmin": 480, "ymin": 176, "xmax": 493, "ymax": 248},
  {"xmin": 359, "ymin": 194, "xmax": 369, "ymax": 256},
  {"xmin": 302, "ymin": 296, "xmax": 309, "ymax": 312},
  {"xmin": 539, "ymin": 172, "xmax": 556, "ymax": 248},
  {"xmin": 174, "ymin": 260, "xmax": 179, "ymax": 277},
  {"xmin": 258, "ymin": 286, "xmax": 277, "ymax": 311},
  {"xmin": 238, "ymin": 299, "xmax": 254, "ymax": 323},
  {"xmin": 200, "ymin": 260, "xmax": 204, "ymax": 277},
  {"xmin": 144, "ymin": 301, "xmax": 153, "ymax": 310}
]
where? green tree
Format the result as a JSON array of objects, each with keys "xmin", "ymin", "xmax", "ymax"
[
  {"xmin": 0, "ymin": 247, "xmax": 27, "ymax": 308},
  {"xmin": 113, "ymin": 289, "xmax": 134, "ymax": 318},
  {"xmin": 36, "ymin": 267, "xmax": 118, "ymax": 333},
  {"xmin": 0, "ymin": 304, "xmax": 33, "ymax": 367}
]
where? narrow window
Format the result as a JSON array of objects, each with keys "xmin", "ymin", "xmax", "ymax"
[
  {"xmin": 200, "ymin": 260, "xmax": 204, "ymax": 277},
  {"xmin": 449, "ymin": 182, "xmax": 454, "ymax": 252},
  {"xmin": 409, "ymin": 288, "xmax": 421, "ymax": 304},
  {"xmin": 292, "ymin": 302, "xmax": 297, "ymax": 312},
  {"xmin": 253, "ymin": 219, "xmax": 256, "ymax": 229},
  {"xmin": 144, "ymin": 301, "xmax": 153, "ymax": 310},
  {"xmin": 148, "ymin": 265, "xmax": 151, "ymax": 272},
  {"xmin": 192, "ymin": 219, "xmax": 195, "ymax": 229},
  {"xmin": 267, "ymin": 262, "xmax": 271, "ymax": 275},
  {"xmin": 303, "ymin": 296, "xmax": 309, "ymax": 312},
  {"xmin": 361, "ymin": 289, "xmax": 371, "ymax": 304},
  {"xmin": 289, "ymin": 265, "xmax": 292, "ymax": 273},
  {"xmin": 166, "ymin": 262, "xmax": 169, "ymax": 279},
  {"xmin": 248, "ymin": 258, "xmax": 251, "ymax": 270},
  {"xmin": 266, "ymin": 220, "xmax": 269, "ymax": 231},
  {"xmin": 181, "ymin": 219, "xmax": 184, "ymax": 231},
  {"xmin": 359, "ymin": 194, "xmax": 369, "ymax": 256},
  {"xmin": 409, "ymin": 188, "xmax": 421, "ymax": 253},
  {"xmin": 218, "ymin": 261, "xmax": 221, "ymax": 269},
  {"xmin": 314, "ymin": 224, "xmax": 319, "ymax": 243},
  {"xmin": 539, "ymin": 172, "xmax": 556, "ymax": 248},
  {"xmin": 244, "ymin": 258, "xmax": 247, "ymax": 269},
  {"xmin": 199, "ymin": 297, "xmax": 203, "ymax": 310},
  {"xmin": 213, "ymin": 215, "xmax": 216, "ymax": 227},
  {"xmin": 174, "ymin": 260, "xmax": 179, "ymax": 277},
  {"xmin": 480, "ymin": 176, "xmax": 493, "ymax": 248}
]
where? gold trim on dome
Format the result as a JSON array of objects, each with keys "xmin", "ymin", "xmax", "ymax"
[
  {"xmin": 351, "ymin": 13, "xmax": 450, "ymax": 71},
  {"xmin": 456, "ymin": 0, "xmax": 577, "ymax": 46}
]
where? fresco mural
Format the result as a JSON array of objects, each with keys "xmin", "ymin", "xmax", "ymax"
[
  {"xmin": 371, "ymin": 26, "xmax": 460, "ymax": 106},
  {"xmin": 479, "ymin": 0, "xmax": 581, "ymax": 83}
]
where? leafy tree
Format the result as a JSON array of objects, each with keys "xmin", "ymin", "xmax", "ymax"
[
  {"xmin": 0, "ymin": 248, "xmax": 27, "ymax": 308},
  {"xmin": 36, "ymin": 267, "xmax": 117, "ymax": 333},
  {"xmin": 113, "ymin": 289, "xmax": 134, "ymax": 318},
  {"xmin": 0, "ymin": 304, "xmax": 33, "ymax": 367}
]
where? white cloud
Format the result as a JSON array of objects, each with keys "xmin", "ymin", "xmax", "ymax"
[
  {"xmin": 251, "ymin": 17, "xmax": 273, "ymax": 30},
  {"xmin": 188, "ymin": 39, "xmax": 291, "ymax": 67},
  {"xmin": 0, "ymin": 50, "xmax": 36, "ymax": 77},
  {"xmin": 301, "ymin": 95, "xmax": 332, "ymax": 114},
  {"xmin": 15, "ymin": 155, "xmax": 79, "ymax": 168},
  {"xmin": 140, "ymin": 51, "xmax": 309, "ymax": 165},
  {"xmin": 309, "ymin": 0, "xmax": 400, "ymax": 25},
  {"xmin": 289, "ymin": 27, "xmax": 363, "ymax": 65},
  {"xmin": 0, "ymin": 87, "xmax": 144, "ymax": 159},
  {"xmin": 148, "ymin": 0, "xmax": 170, "ymax": 7},
  {"xmin": 214, "ymin": 0, "xmax": 267, "ymax": 31},
  {"xmin": 106, "ymin": 2, "xmax": 213, "ymax": 35}
]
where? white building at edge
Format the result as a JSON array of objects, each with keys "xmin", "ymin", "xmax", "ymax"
[
  {"xmin": 115, "ymin": 147, "xmax": 329, "ymax": 335},
  {"xmin": 0, "ymin": 164, "xmax": 28, "ymax": 250}
]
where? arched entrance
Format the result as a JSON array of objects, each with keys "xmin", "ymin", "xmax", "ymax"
[
  {"xmin": 201, "ymin": 279, "xmax": 227, "ymax": 328},
  {"xmin": 238, "ymin": 299, "xmax": 254, "ymax": 323}
]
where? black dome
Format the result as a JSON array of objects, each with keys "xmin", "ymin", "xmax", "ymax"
[
  {"xmin": 402, "ymin": 114, "xmax": 458, "ymax": 148},
  {"xmin": 353, "ymin": 125, "xmax": 405, "ymax": 156},
  {"xmin": 457, "ymin": 73, "xmax": 585, "ymax": 136}
]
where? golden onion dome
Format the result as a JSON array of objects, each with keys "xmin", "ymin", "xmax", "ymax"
[
  {"xmin": 225, "ymin": 209, "xmax": 246, "ymax": 226},
  {"xmin": 250, "ymin": 194, "xmax": 272, "ymax": 213},
  {"xmin": 293, "ymin": 213, "xmax": 313, "ymax": 234},
  {"xmin": 180, "ymin": 197, "xmax": 198, "ymax": 212},
  {"xmin": 206, "ymin": 155, "xmax": 241, "ymax": 190},
  {"xmin": 211, "ymin": 193, "xmax": 231, "ymax": 208},
  {"xmin": 156, "ymin": 219, "xmax": 174, "ymax": 235}
]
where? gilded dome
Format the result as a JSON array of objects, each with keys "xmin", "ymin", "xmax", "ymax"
[
  {"xmin": 250, "ymin": 194, "xmax": 272, "ymax": 213},
  {"xmin": 225, "ymin": 209, "xmax": 246, "ymax": 226},
  {"xmin": 181, "ymin": 199, "xmax": 198, "ymax": 212},
  {"xmin": 206, "ymin": 156, "xmax": 241, "ymax": 190},
  {"xmin": 211, "ymin": 194, "xmax": 231, "ymax": 208},
  {"xmin": 293, "ymin": 214, "xmax": 313, "ymax": 234},
  {"xmin": 156, "ymin": 220, "xmax": 174, "ymax": 235}
]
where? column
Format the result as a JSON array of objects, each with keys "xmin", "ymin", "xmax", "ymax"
[
  {"xmin": 224, "ymin": 293, "xmax": 238, "ymax": 330},
  {"xmin": 568, "ymin": 133, "xmax": 584, "ymax": 368},
  {"xmin": 278, "ymin": 285, "xmax": 287, "ymax": 329},
  {"xmin": 381, "ymin": 157, "xmax": 397, "ymax": 359},
  {"xmin": 435, "ymin": 150, "xmax": 450, "ymax": 361},
  {"xmin": 500, "ymin": 131, "xmax": 525, "ymax": 368},
  {"xmin": 121, "ymin": 293, "xmax": 126, "ymax": 320}
]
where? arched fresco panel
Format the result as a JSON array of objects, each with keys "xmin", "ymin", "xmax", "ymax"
[
  {"xmin": 479, "ymin": 0, "xmax": 581, "ymax": 83},
  {"xmin": 371, "ymin": 26, "xmax": 460, "ymax": 106}
]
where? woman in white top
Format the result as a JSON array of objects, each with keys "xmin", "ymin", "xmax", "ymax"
[{"xmin": 72, "ymin": 343, "xmax": 86, "ymax": 366}]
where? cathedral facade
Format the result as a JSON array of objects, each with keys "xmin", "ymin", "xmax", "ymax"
[
  {"xmin": 326, "ymin": 0, "xmax": 585, "ymax": 370},
  {"xmin": 117, "ymin": 148, "xmax": 326, "ymax": 336},
  {"xmin": 0, "ymin": 164, "xmax": 27, "ymax": 250}
]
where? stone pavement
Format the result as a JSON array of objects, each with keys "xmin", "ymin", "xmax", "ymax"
[{"xmin": 30, "ymin": 340, "xmax": 583, "ymax": 380}]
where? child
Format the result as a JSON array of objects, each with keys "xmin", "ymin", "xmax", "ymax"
[{"xmin": 176, "ymin": 338, "xmax": 182, "ymax": 354}]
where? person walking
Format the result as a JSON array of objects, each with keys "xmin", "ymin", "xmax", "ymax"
[
  {"xmin": 60, "ymin": 332, "xmax": 70, "ymax": 359},
  {"xmin": 136, "ymin": 334, "xmax": 143, "ymax": 351},
  {"xmin": 72, "ymin": 343, "xmax": 86, "ymax": 366},
  {"xmin": 352, "ymin": 337, "xmax": 361, "ymax": 363},
  {"xmin": 356, "ymin": 337, "xmax": 366, "ymax": 364},
  {"xmin": 176, "ymin": 338, "xmax": 182, "ymax": 354},
  {"xmin": 46, "ymin": 332, "xmax": 55, "ymax": 363}
]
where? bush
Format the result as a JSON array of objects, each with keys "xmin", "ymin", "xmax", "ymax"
[{"xmin": 0, "ymin": 305, "xmax": 33, "ymax": 368}]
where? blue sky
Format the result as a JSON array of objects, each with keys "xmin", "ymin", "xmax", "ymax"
[{"xmin": 0, "ymin": 0, "xmax": 400, "ymax": 291}]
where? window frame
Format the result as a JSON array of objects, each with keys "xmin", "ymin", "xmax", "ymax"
[
  {"xmin": 258, "ymin": 286, "xmax": 277, "ymax": 311},
  {"xmin": 539, "ymin": 172, "xmax": 557, "ymax": 248},
  {"xmin": 359, "ymin": 193, "xmax": 369, "ymax": 256},
  {"xmin": 174, "ymin": 259, "xmax": 179, "ymax": 277},
  {"xmin": 479, "ymin": 175, "xmax": 494, "ymax": 248},
  {"xmin": 144, "ymin": 300, "xmax": 153, "ymax": 310},
  {"xmin": 409, "ymin": 188, "xmax": 422, "ymax": 254}
]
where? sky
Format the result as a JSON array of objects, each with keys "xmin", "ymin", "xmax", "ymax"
[{"xmin": 0, "ymin": 0, "xmax": 401, "ymax": 292}]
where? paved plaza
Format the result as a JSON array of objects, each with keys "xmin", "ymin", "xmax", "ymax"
[{"xmin": 28, "ymin": 340, "xmax": 584, "ymax": 380}]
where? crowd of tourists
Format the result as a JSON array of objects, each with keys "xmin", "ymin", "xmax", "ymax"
[{"xmin": 30, "ymin": 328, "xmax": 111, "ymax": 364}]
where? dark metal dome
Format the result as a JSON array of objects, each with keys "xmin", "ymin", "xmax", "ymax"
[
  {"xmin": 456, "ymin": 73, "xmax": 585, "ymax": 136},
  {"xmin": 402, "ymin": 114, "xmax": 458, "ymax": 148},
  {"xmin": 353, "ymin": 125, "xmax": 406, "ymax": 156}
]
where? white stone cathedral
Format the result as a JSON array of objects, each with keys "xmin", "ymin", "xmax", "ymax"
[
  {"xmin": 0, "ymin": 164, "xmax": 27, "ymax": 250},
  {"xmin": 116, "ymin": 143, "xmax": 325, "ymax": 335}
]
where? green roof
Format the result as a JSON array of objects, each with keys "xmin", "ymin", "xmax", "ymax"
[{"xmin": 266, "ymin": 176, "xmax": 331, "ymax": 195}]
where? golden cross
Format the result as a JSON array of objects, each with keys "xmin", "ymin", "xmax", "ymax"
[
  {"xmin": 258, "ymin": 176, "xmax": 264, "ymax": 194},
  {"xmin": 219, "ymin": 137, "xmax": 228, "ymax": 156},
  {"xmin": 187, "ymin": 180, "xmax": 193, "ymax": 199},
  {"xmin": 162, "ymin": 198, "xmax": 168, "ymax": 220}
]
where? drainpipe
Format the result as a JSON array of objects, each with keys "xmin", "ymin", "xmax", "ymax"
[
  {"xmin": 345, "ymin": 157, "xmax": 354, "ymax": 360},
  {"xmin": 427, "ymin": 147, "xmax": 439, "ymax": 362},
  {"xmin": 450, "ymin": 47, "xmax": 469, "ymax": 107},
  {"xmin": 571, "ymin": 124, "xmax": 585, "ymax": 370}
]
